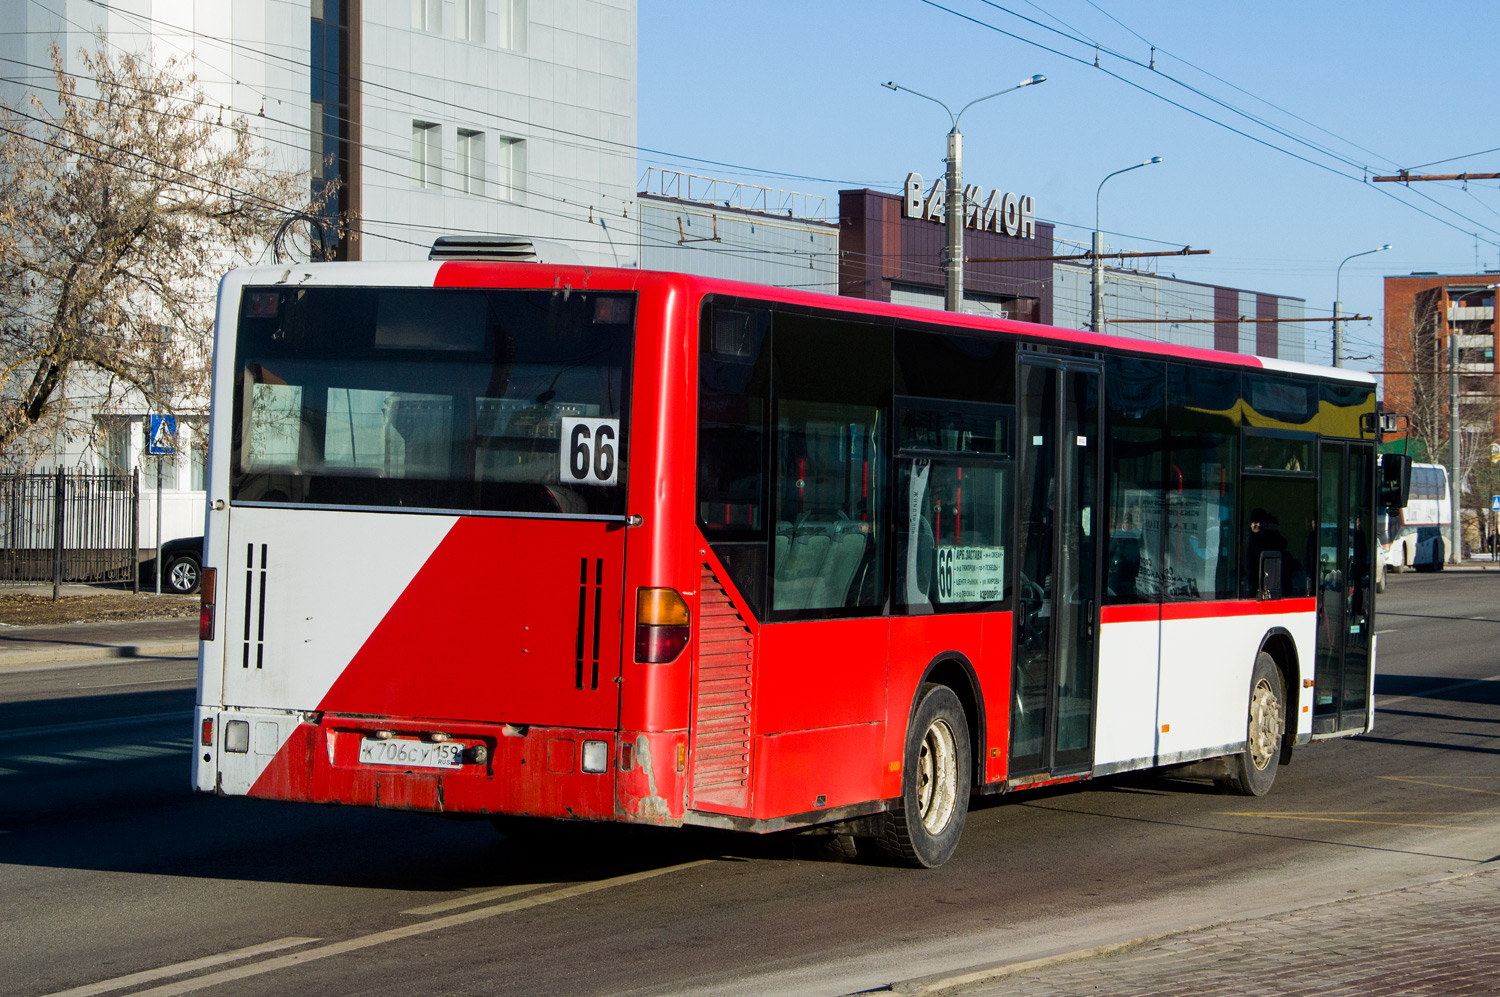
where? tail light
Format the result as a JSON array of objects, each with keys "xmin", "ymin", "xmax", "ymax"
[
  {"xmin": 635, "ymin": 588, "xmax": 689, "ymax": 663},
  {"xmin": 199, "ymin": 567, "xmax": 217, "ymax": 642}
]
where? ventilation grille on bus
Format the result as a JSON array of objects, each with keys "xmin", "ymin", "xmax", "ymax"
[
  {"xmin": 428, "ymin": 235, "xmax": 585, "ymax": 265},
  {"xmin": 690, "ymin": 565, "xmax": 754, "ymax": 811}
]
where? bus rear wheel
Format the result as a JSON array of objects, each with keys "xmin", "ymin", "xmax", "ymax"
[
  {"xmin": 1217, "ymin": 653, "xmax": 1284, "ymax": 797},
  {"xmin": 874, "ymin": 683, "xmax": 971, "ymax": 868}
]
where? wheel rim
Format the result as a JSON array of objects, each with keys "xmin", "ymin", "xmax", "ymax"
[
  {"xmin": 1247, "ymin": 678, "xmax": 1283, "ymax": 772},
  {"xmin": 917, "ymin": 718, "xmax": 958, "ymax": 834},
  {"xmin": 169, "ymin": 562, "xmax": 198, "ymax": 591}
]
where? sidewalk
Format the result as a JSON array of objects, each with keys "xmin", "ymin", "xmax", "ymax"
[
  {"xmin": 0, "ymin": 617, "xmax": 198, "ymax": 668},
  {"xmin": 899, "ymin": 867, "xmax": 1500, "ymax": 996}
]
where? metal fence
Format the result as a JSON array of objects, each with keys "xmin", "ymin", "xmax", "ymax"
[{"xmin": 0, "ymin": 470, "xmax": 139, "ymax": 593}]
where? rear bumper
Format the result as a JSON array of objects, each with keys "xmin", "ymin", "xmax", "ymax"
[{"xmin": 193, "ymin": 707, "xmax": 688, "ymax": 824}]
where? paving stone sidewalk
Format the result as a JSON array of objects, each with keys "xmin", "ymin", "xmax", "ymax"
[{"xmin": 923, "ymin": 868, "xmax": 1500, "ymax": 996}]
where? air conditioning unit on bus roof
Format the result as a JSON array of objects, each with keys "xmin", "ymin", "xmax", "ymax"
[{"xmin": 428, "ymin": 235, "xmax": 585, "ymax": 266}]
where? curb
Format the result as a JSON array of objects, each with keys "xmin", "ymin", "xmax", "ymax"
[
  {"xmin": 882, "ymin": 867, "xmax": 1498, "ymax": 996},
  {"xmin": 0, "ymin": 639, "xmax": 198, "ymax": 670}
]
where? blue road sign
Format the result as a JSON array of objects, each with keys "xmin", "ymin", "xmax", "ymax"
[
  {"xmin": 148, "ymin": 414, "xmax": 178, "ymax": 456},
  {"xmin": 1491, "ymin": 494, "xmax": 1500, "ymax": 513}
]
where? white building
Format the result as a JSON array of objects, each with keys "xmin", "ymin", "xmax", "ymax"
[{"xmin": 0, "ymin": 0, "xmax": 638, "ymax": 543}]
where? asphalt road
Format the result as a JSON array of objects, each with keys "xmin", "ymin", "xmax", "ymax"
[{"xmin": 4, "ymin": 571, "xmax": 1498, "ymax": 997}]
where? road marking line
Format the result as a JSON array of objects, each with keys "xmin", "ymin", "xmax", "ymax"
[
  {"xmin": 124, "ymin": 860, "xmax": 715, "ymax": 996},
  {"xmin": 1217, "ymin": 813, "xmax": 1480, "ymax": 830},
  {"xmin": 1373, "ymin": 629, "xmax": 1398, "ymax": 635},
  {"xmin": 402, "ymin": 881, "xmax": 559, "ymax": 915},
  {"xmin": 39, "ymin": 937, "xmax": 321, "ymax": 997},
  {"xmin": 6, "ymin": 754, "xmax": 75, "ymax": 766},
  {"xmin": 1381, "ymin": 775, "xmax": 1500, "ymax": 796}
]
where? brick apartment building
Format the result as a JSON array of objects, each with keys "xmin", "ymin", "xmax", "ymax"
[{"xmin": 1383, "ymin": 273, "xmax": 1500, "ymax": 452}]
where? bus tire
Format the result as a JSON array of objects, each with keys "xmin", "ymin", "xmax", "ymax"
[
  {"xmin": 876, "ymin": 683, "xmax": 971, "ymax": 868},
  {"xmin": 1217, "ymin": 652, "xmax": 1284, "ymax": 797}
]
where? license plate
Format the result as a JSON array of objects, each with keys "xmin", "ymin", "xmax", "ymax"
[{"xmin": 358, "ymin": 737, "xmax": 463, "ymax": 769}]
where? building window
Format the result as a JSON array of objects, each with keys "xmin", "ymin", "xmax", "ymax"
[
  {"xmin": 98, "ymin": 417, "xmax": 132, "ymax": 476},
  {"xmin": 311, "ymin": 0, "xmax": 350, "ymax": 258},
  {"xmin": 457, "ymin": 129, "xmax": 484, "ymax": 195},
  {"xmin": 498, "ymin": 0, "xmax": 526, "ymax": 51},
  {"xmin": 412, "ymin": 0, "xmax": 441, "ymax": 32},
  {"xmin": 497, "ymin": 137, "xmax": 525, "ymax": 202},
  {"xmin": 459, "ymin": 0, "xmax": 484, "ymax": 42},
  {"xmin": 413, "ymin": 122, "xmax": 440, "ymax": 188}
]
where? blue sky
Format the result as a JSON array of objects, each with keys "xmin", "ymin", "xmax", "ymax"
[{"xmin": 639, "ymin": 1, "xmax": 1500, "ymax": 372}]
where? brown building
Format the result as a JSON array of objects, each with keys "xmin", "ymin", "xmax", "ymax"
[{"xmin": 1383, "ymin": 273, "xmax": 1500, "ymax": 453}]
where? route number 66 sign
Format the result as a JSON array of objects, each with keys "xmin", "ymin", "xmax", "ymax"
[{"xmin": 560, "ymin": 417, "xmax": 619, "ymax": 486}]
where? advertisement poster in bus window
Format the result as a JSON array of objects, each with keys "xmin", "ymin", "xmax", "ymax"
[
  {"xmin": 1111, "ymin": 489, "xmax": 1164, "ymax": 599},
  {"xmin": 1163, "ymin": 485, "xmax": 1225, "ymax": 598}
]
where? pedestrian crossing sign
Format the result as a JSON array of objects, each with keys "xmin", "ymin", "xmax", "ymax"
[
  {"xmin": 1491, "ymin": 494, "xmax": 1500, "ymax": 512},
  {"xmin": 148, "ymin": 414, "xmax": 177, "ymax": 456}
]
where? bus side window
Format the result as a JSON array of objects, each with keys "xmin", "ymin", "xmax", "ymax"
[
  {"xmin": 768, "ymin": 311, "xmax": 891, "ymax": 617},
  {"xmin": 1103, "ymin": 358, "xmax": 1165, "ymax": 605}
]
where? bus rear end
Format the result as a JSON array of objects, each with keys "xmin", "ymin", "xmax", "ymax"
[{"xmin": 192, "ymin": 264, "xmax": 658, "ymax": 824}]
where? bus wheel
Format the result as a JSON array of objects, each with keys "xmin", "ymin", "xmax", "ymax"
[
  {"xmin": 876, "ymin": 683, "xmax": 971, "ymax": 868},
  {"xmin": 1217, "ymin": 653, "xmax": 1284, "ymax": 797}
]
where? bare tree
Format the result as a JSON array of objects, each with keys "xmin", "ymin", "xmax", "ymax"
[{"xmin": 0, "ymin": 41, "xmax": 328, "ymax": 463}]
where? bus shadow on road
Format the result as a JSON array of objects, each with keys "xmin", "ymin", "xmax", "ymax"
[{"xmin": 1375, "ymin": 673, "xmax": 1500, "ymax": 706}]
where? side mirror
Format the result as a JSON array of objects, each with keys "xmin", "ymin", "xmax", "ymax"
[{"xmin": 1380, "ymin": 454, "xmax": 1412, "ymax": 509}]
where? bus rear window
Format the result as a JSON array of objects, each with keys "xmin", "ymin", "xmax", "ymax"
[{"xmin": 230, "ymin": 286, "xmax": 634, "ymax": 516}]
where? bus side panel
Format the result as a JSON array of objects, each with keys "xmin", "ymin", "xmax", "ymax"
[
  {"xmin": 1093, "ymin": 606, "xmax": 1163, "ymax": 774},
  {"xmin": 755, "ymin": 619, "xmax": 888, "ymax": 734},
  {"xmin": 751, "ymin": 723, "xmax": 885, "ymax": 819},
  {"xmin": 1157, "ymin": 600, "xmax": 1315, "ymax": 763},
  {"xmin": 888, "ymin": 613, "xmax": 1012, "ymax": 791}
]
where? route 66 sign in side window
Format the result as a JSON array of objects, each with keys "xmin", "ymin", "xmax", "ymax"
[{"xmin": 560, "ymin": 417, "xmax": 620, "ymax": 486}]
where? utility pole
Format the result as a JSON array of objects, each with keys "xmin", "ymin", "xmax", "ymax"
[
  {"xmin": 883, "ymin": 75, "xmax": 1046, "ymax": 312},
  {"xmin": 1450, "ymin": 307, "xmax": 1462, "ymax": 564}
]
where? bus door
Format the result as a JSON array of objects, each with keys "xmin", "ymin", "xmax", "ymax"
[
  {"xmin": 1010, "ymin": 361, "xmax": 1103, "ymax": 778},
  {"xmin": 1314, "ymin": 441, "xmax": 1375, "ymax": 734}
]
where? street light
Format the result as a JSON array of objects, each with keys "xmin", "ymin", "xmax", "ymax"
[
  {"xmin": 1332, "ymin": 244, "xmax": 1392, "ymax": 367},
  {"xmin": 1092, "ymin": 157, "xmax": 1163, "ymax": 334},
  {"xmin": 883, "ymin": 74, "xmax": 1046, "ymax": 312}
]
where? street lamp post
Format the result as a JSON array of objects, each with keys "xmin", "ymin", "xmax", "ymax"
[
  {"xmin": 1092, "ymin": 157, "xmax": 1162, "ymax": 334},
  {"xmin": 1332, "ymin": 244, "xmax": 1391, "ymax": 368},
  {"xmin": 883, "ymin": 75, "xmax": 1046, "ymax": 312}
]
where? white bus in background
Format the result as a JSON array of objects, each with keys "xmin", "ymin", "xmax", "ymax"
[{"xmin": 1381, "ymin": 462, "xmax": 1450, "ymax": 572}]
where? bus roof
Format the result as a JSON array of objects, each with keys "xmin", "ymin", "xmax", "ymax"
[{"xmin": 223, "ymin": 260, "xmax": 1377, "ymax": 387}]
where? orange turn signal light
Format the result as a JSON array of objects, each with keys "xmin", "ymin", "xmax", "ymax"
[{"xmin": 637, "ymin": 588, "xmax": 689, "ymax": 626}]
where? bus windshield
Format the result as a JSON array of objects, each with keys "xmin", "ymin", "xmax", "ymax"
[{"xmin": 230, "ymin": 286, "xmax": 634, "ymax": 516}]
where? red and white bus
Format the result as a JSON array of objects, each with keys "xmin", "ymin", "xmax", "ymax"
[{"xmin": 192, "ymin": 257, "xmax": 1381, "ymax": 866}]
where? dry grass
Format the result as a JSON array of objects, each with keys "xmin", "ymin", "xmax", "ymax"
[{"xmin": 0, "ymin": 592, "xmax": 197, "ymax": 626}]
